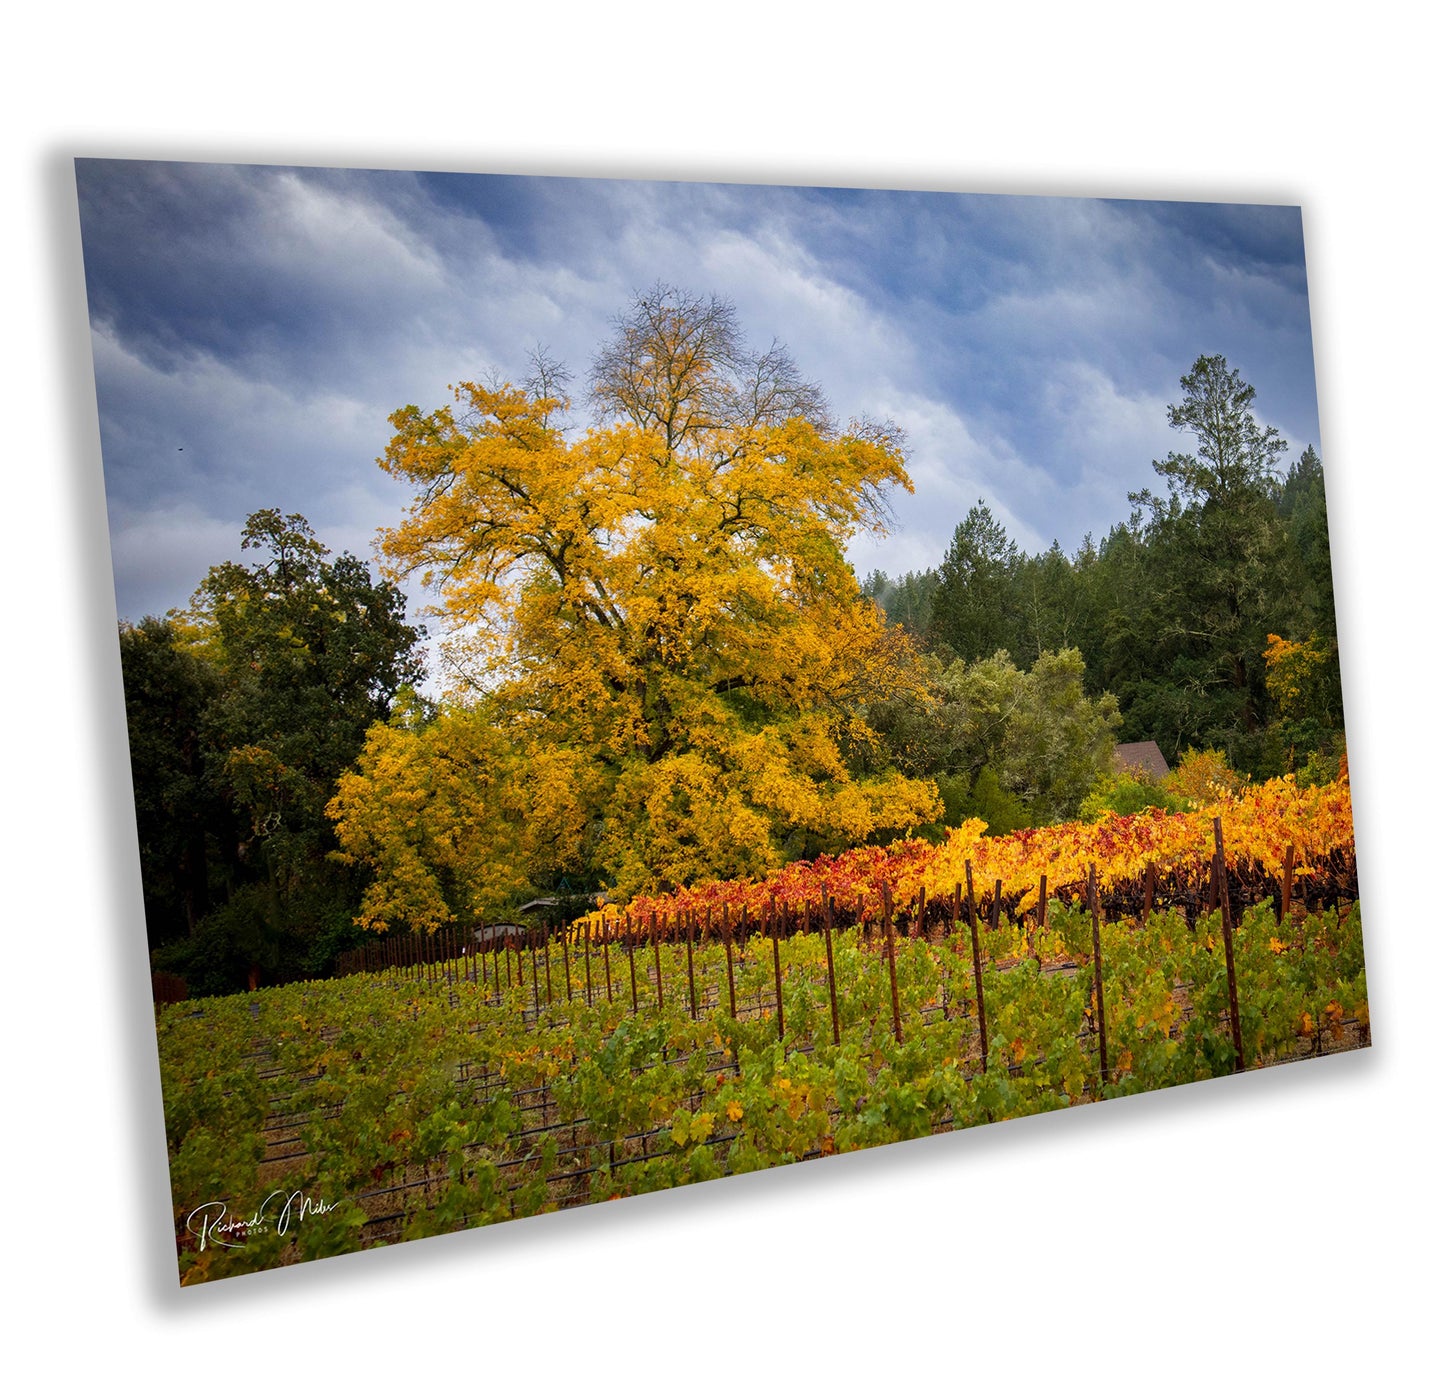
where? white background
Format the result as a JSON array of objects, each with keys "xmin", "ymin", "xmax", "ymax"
[{"xmin": 5, "ymin": 4, "xmax": 1437, "ymax": 1392}]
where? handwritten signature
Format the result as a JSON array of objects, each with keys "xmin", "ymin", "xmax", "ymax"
[{"xmin": 185, "ymin": 1191, "xmax": 340, "ymax": 1250}]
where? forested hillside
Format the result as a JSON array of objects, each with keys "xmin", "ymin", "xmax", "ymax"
[{"xmin": 863, "ymin": 356, "xmax": 1342, "ymax": 788}]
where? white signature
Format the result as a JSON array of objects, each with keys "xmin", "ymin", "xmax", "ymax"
[{"xmin": 185, "ymin": 1191, "xmax": 340, "ymax": 1249}]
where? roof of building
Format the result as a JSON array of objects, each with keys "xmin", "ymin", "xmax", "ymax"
[
  {"xmin": 1112, "ymin": 740, "xmax": 1171, "ymax": 781},
  {"xmin": 517, "ymin": 894, "xmax": 607, "ymax": 916}
]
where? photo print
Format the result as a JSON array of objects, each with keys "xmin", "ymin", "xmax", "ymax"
[{"xmin": 75, "ymin": 159, "xmax": 1366, "ymax": 1284}]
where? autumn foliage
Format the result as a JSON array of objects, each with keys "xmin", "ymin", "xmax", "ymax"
[
  {"xmin": 330, "ymin": 288, "xmax": 941, "ymax": 918},
  {"xmin": 617, "ymin": 774, "xmax": 1355, "ymax": 928}
]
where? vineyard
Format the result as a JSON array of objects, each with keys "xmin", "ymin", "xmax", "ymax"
[{"xmin": 161, "ymin": 778, "xmax": 1367, "ymax": 1284}]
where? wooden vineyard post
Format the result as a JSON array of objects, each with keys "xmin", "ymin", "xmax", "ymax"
[
  {"xmin": 965, "ymin": 861, "xmax": 988, "ymax": 1072},
  {"xmin": 822, "ymin": 886, "xmax": 840, "ymax": 1045},
  {"xmin": 530, "ymin": 936, "xmax": 540, "ymax": 1010},
  {"xmin": 560, "ymin": 923, "xmax": 572, "ymax": 1003},
  {"xmin": 1214, "ymin": 816, "xmax": 1246, "ymax": 1073},
  {"xmin": 1279, "ymin": 843, "xmax": 1296, "ymax": 925},
  {"xmin": 770, "ymin": 896, "xmax": 785, "ymax": 1042},
  {"xmin": 940, "ymin": 885, "xmax": 954, "ymax": 1020},
  {"xmin": 626, "ymin": 911, "xmax": 638, "ymax": 1014},
  {"xmin": 882, "ymin": 881, "xmax": 903, "ymax": 1043},
  {"xmin": 582, "ymin": 917, "xmax": 594, "ymax": 1007},
  {"xmin": 722, "ymin": 902, "xmax": 737, "ymax": 1020},
  {"xmin": 802, "ymin": 899, "xmax": 814, "ymax": 1026},
  {"xmin": 543, "ymin": 935, "xmax": 552, "ymax": 1005},
  {"xmin": 1037, "ymin": 873, "xmax": 1048, "ymax": 968},
  {"xmin": 1088, "ymin": 863, "xmax": 1109, "ymax": 1088},
  {"xmin": 1142, "ymin": 860, "xmax": 1157, "ymax": 922},
  {"xmin": 915, "ymin": 886, "xmax": 927, "ymax": 1017},
  {"xmin": 685, "ymin": 914, "xmax": 698, "ymax": 1020},
  {"xmin": 703, "ymin": 909, "xmax": 714, "ymax": 1014},
  {"xmin": 950, "ymin": 882, "xmax": 964, "ymax": 1018},
  {"xmin": 651, "ymin": 911, "xmax": 664, "ymax": 1010},
  {"xmin": 991, "ymin": 879, "xmax": 1002, "ymax": 932},
  {"xmin": 601, "ymin": 920, "xmax": 613, "ymax": 1003}
]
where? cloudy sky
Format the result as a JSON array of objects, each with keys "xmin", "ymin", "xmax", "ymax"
[{"xmin": 75, "ymin": 159, "xmax": 1322, "ymax": 630}]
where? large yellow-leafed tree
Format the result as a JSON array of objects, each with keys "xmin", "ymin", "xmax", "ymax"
[{"xmin": 330, "ymin": 286, "xmax": 939, "ymax": 922}]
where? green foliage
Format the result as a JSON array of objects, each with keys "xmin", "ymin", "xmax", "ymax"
[
  {"xmin": 121, "ymin": 510, "xmax": 424, "ymax": 992},
  {"xmin": 929, "ymin": 500, "xmax": 1021, "ymax": 661},
  {"xmin": 155, "ymin": 882, "xmax": 360, "ymax": 997},
  {"xmin": 870, "ymin": 646, "xmax": 1119, "ymax": 832},
  {"xmin": 1119, "ymin": 357, "xmax": 1297, "ymax": 757},
  {"xmin": 1078, "ymin": 766, "xmax": 1186, "ymax": 823},
  {"xmin": 118, "ymin": 616, "xmax": 234, "ymax": 948},
  {"xmin": 863, "ymin": 567, "xmax": 939, "ymax": 640},
  {"xmin": 1293, "ymin": 737, "xmax": 1347, "ymax": 788},
  {"xmin": 866, "ymin": 360, "xmax": 1344, "ymax": 778},
  {"xmin": 1150, "ymin": 354, "xmax": 1288, "ymax": 506},
  {"xmin": 188, "ymin": 508, "xmax": 425, "ymax": 858},
  {"xmin": 956, "ymin": 765, "xmax": 1034, "ymax": 835},
  {"xmin": 157, "ymin": 896, "xmax": 1367, "ymax": 1279}
]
